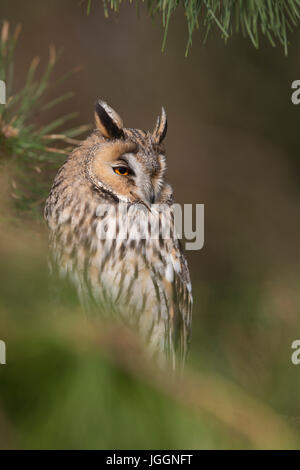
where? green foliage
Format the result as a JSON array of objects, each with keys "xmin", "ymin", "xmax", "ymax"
[
  {"xmin": 88, "ymin": 0, "xmax": 300, "ymax": 54},
  {"xmin": 0, "ymin": 21, "xmax": 89, "ymax": 216}
]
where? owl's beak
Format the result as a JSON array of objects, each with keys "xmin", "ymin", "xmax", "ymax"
[{"xmin": 130, "ymin": 191, "xmax": 152, "ymax": 212}]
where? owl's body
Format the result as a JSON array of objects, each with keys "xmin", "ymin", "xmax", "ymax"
[{"xmin": 45, "ymin": 101, "xmax": 192, "ymax": 367}]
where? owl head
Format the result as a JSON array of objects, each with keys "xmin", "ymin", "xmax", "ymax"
[{"xmin": 85, "ymin": 100, "xmax": 171, "ymax": 208}]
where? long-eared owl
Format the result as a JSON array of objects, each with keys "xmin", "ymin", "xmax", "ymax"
[{"xmin": 45, "ymin": 100, "xmax": 192, "ymax": 368}]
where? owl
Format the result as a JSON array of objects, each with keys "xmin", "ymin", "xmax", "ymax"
[{"xmin": 45, "ymin": 100, "xmax": 192, "ymax": 368}]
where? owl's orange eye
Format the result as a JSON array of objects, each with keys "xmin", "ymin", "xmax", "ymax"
[{"xmin": 114, "ymin": 167, "xmax": 129, "ymax": 176}]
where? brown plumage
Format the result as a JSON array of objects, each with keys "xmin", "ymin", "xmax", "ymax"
[{"xmin": 45, "ymin": 100, "xmax": 192, "ymax": 368}]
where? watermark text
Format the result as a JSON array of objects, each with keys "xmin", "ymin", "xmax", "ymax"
[{"xmin": 0, "ymin": 340, "xmax": 6, "ymax": 365}]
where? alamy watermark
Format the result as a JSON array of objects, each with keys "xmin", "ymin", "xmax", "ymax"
[
  {"xmin": 93, "ymin": 203, "xmax": 204, "ymax": 251},
  {"xmin": 0, "ymin": 79, "xmax": 6, "ymax": 105},
  {"xmin": 106, "ymin": 453, "xmax": 193, "ymax": 466},
  {"xmin": 0, "ymin": 340, "xmax": 6, "ymax": 365},
  {"xmin": 291, "ymin": 340, "xmax": 300, "ymax": 365}
]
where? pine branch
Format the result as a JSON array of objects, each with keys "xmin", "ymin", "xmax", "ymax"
[
  {"xmin": 87, "ymin": 0, "xmax": 300, "ymax": 54},
  {"xmin": 0, "ymin": 21, "xmax": 90, "ymax": 217}
]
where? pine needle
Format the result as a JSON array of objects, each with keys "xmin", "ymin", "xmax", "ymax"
[{"xmin": 87, "ymin": 0, "xmax": 300, "ymax": 54}]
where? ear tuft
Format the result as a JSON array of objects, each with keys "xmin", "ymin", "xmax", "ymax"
[
  {"xmin": 95, "ymin": 100, "xmax": 124, "ymax": 140},
  {"xmin": 153, "ymin": 107, "xmax": 167, "ymax": 144}
]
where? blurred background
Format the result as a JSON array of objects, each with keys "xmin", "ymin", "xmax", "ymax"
[{"xmin": 1, "ymin": 0, "xmax": 300, "ymax": 449}]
